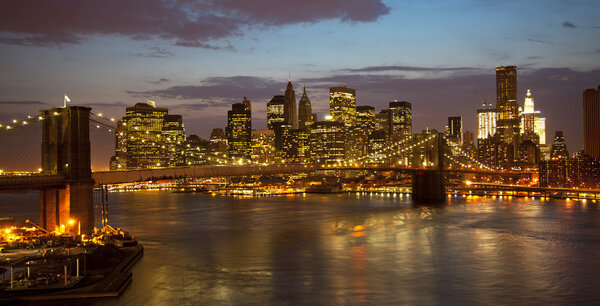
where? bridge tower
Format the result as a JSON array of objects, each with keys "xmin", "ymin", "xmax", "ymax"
[
  {"xmin": 412, "ymin": 133, "xmax": 446, "ymax": 202},
  {"xmin": 39, "ymin": 106, "xmax": 94, "ymax": 234}
]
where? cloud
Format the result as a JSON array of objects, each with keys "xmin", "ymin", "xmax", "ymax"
[
  {"xmin": 0, "ymin": 0, "xmax": 390, "ymax": 48},
  {"xmin": 129, "ymin": 76, "xmax": 284, "ymax": 100},
  {"xmin": 0, "ymin": 100, "xmax": 47, "ymax": 105},
  {"xmin": 527, "ymin": 56, "xmax": 542, "ymax": 60},
  {"xmin": 562, "ymin": 21, "xmax": 577, "ymax": 28},
  {"xmin": 149, "ymin": 78, "xmax": 171, "ymax": 85},
  {"xmin": 527, "ymin": 38, "xmax": 551, "ymax": 44},
  {"xmin": 341, "ymin": 66, "xmax": 480, "ymax": 73},
  {"xmin": 133, "ymin": 47, "xmax": 174, "ymax": 58},
  {"xmin": 79, "ymin": 101, "xmax": 130, "ymax": 107}
]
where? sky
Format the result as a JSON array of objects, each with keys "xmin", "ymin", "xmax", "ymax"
[{"xmin": 1, "ymin": 0, "xmax": 599, "ymax": 170}]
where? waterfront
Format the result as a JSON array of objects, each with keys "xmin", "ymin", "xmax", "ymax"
[{"xmin": 2, "ymin": 191, "xmax": 600, "ymax": 304}]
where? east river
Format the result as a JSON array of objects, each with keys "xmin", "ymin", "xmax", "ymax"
[{"xmin": 3, "ymin": 191, "xmax": 600, "ymax": 304}]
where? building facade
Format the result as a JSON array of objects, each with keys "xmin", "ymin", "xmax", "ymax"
[
  {"xmin": 226, "ymin": 101, "xmax": 252, "ymax": 161},
  {"xmin": 583, "ymin": 86, "xmax": 600, "ymax": 158},
  {"xmin": 298, "ymin": 87, "xmax": 316, "ymax": 130},
  {"xmin": 477, "ymin": 103, "xmax": 497, "ymax": 141},
  {"xmin": 284, "ymin": 81, "xmax": 297, "ymax": 129},
  {"xmin": 495, "ymin": 66, "xmax": 520, "ymax": 145},
  {"xmin": 389, "ymin": 101, "xmax": 412, "ymax": 141},
  {"xmin": 329, "ymin": 86, "xmax": 357, "ymax": 127},
  {"xmin": 309, "ymin": 121, "xmax": 346, "ymax": 164}
]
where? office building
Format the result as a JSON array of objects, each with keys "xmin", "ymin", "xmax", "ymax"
[
  {"xmin": 281, "ymin": 129, "xmax": 309, "ymax": 163},
  {"xmin": 374, "ymin": 109, "xmax": 390, "ymax": 136},
  {"xmin": 329, "ymin": 86, "xmax": 356, "ymax": 127},
  {"xmin": 389, "ymin": 101, "xmax": 412, "ymax": 141},
  {"xmin": 284, "ymin": 81, "xmax": 297, "ymax": 129},
  {"xmin": 298, "ymin": 87, "xmax": 316, "ymax": 129},
  {"xmin": 309, "ymin": 121, "xmax": 346, "ymax": 164},
  {"xmin": 446, "ymin": 116, "xmax": 462, "ymax": 145},
  {"xmin": 251, "ymin": 129, "xmax": 275, "ymax": 164},
  {"xmin": 123, "ymin": 101, "xmax": 168, "ymax": 169},
  {"xmin": 550, "ymin": 131, "xmax": 568, "ymax": 159},
  {"xmin": 184, "ymin": 135, "xmax": 211, "ymax": 166},
  {"xmin": 477, "ymin": 103, "xmax": 497, "ymax": 141},
  {"xmin": 356, "ymin": 105, "xmax": 375, "ymax": 136},
  {"xmin": 209, "ymin": 128, "xmax": 227, "ymax": 154},
  {"xmin": 583, "ymin": 86, "xmax": 600, "ymax": 158},
  {"xmin": 519, "ymin": 89, "xmax": 546, "ymax": 144},
  {"xmin": 495, "ymin": 66, "xmax": 519, "ymax": 144},
  {"xmin": 226, "ymin": 101, "xmax": 252, "ymax": 160}
]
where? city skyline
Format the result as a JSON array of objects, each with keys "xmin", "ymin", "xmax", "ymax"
[{"xmin": 0, "ymin": 0, "xmax": 599, "ymax": 153}]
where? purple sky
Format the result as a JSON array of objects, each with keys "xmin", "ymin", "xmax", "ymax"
[{"xmin": 1, "ymin": 0, "xmax": 599, "ymax": 170}]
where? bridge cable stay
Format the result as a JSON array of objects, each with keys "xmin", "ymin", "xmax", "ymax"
[
  {"xmin": 350, "ymin": 134, "xmax": 438, "ymax": 165},
  {"xmin": 441, "ymin": 136, "xmax": 499, "ymax": 171}
]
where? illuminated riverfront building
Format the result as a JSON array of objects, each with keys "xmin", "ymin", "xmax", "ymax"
[
  {"xmin": 356, "ymin": 105, "xmax": 375, "ymax": 136},
  {"xmin": 495, "ymin": 66, "xmax": 520, "ymax": 145},
  {"xmin": 389, "ymin": 101, "xmax": 412, "ymax": 141},
  {"xmin": 251, "ymin": 129, "xmax": 275, "ymax": 164},
  {"xmin": 110, "ymin": 119, "xmax": 128, "ymax": 170},
  {"xmin": 583, "ymin": 86, "xmax": 600, "ymax": 158},
  {"xmin": 184, "ymin": 135, "xmax": 211, "ymax": 166},
  {"xmin": 329, "ymin": 86, "xmax": 356, "ymax": 127},
  {"xmin": 477, "ymin": 103, "xmax": 496, "ymax": 141},
  {"xmin": 309, "ymin": 121, "xmax": 346, "ymax": 164},
  {"xmin": 226, "ymin": 101, "xmax": 252, "ymax": 161},
  {"xmin": 519, "ymin": 89, "xmax": 546, "ymax": 144},
  {"xmin": 163, "ymin": 114, "xmax": 186, "ymax": 167},
  {"xmin": 374, "ymin": 109, "xmax": 390, "ymax": 137},
  {"xmin": 446, "ymin": 116, "xmax": 462, "ymax": 145},
  {"xmin": 267, "ymin": 95, "xmax": 286, "ymax": 130},
  {"xmin": 281, "ymin": 129, "xmax": 309, "ymax": 163},
  {"xmin": 122, "ymin": 101, "xmax": 168, "ymax": 169},
  {"xmin": 298, "ymin": 87, "xmax": 316, "ymax": 129},
  {"xmin": 368, "ymin": 129, "xmax": 388, "ymax": 163},
  {"xmin": 284, "ymin": 81, "xmax": 297, "ymax": 129}
]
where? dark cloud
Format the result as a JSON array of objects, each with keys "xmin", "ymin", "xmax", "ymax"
[
  {"xmin": 0, "ymin": 100, "xmax": 47, "ymax": 105},
  {"xmin": 527, "ymin": 38, "xmax": 551, "ymax": 44},
  {"xmin": 129, "ymin": 76, "xmax": 284, "ymax": 100},
  {"xmin": 78, "ymin": 102, "xmax": 130, "ymax": 107},
  {"xmin": 341, "ymin": 66, "xmax": 480, "ymax": 73},
  {"xmin": 527, "ymin": 56, "xmax": 542, "ymax": 60},
  {"xmin": 0, "ymin": 0, "xmax": 390, "ymax": 48},
  {"xmin": 133, "ymin": 47, "xmax": 174, "ymax": 58},
  {"xmin": 149, "ymin": 78, "xmax": 171, "ymax": 85},
  {"xmin": 562, "ymin": 21, "xmax": 577, "ymax": 28}
]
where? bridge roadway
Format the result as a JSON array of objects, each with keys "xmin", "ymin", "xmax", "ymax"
[{"xmin": 0, "ymin": 163, "xmax": 529, "ymax": 190}]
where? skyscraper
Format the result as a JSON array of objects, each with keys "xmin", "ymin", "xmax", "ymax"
[
  {"xmin": 550, "ymin": 131, "xmax": 568, "ymax": 159},
  {"xmin": 251, "ymin": 129, "xmax": 275, "ymax": 164},
  {"xmin": 495, "ymin": 66, "xmax": 519, "ymax": 144},
  {"xmin": 123, "ymin": 102, "xmax": 168, "ymax": 169},
  {"xmin": 446, "ymin": 116, "xmax": 462, "ymax": 145},
  {"xmin": 309, "ymin": 121, "xmax": 346, "ymax": 164},
  {"xmin": 356, "ymin": 105, "xmax": 375, "ymax": 136},
  {"xmin": 162, "ymin": 114, "xmax": 186, "ymax": 166},
  {"xmin": 298, "ymin": 87, "xmax": 315, "ymax": 129},
  {"xmin": 519, "ymin": 89, "xmax": 546, "ymax": 144},
  {"xmin": 267, "ymin": 95, "xmax": 286, "ymax": 130},
  {"xmin": 389, "ymin": 101, "xmax": 412, "ymax": 141},
  {"xmin": 583, "ymin": 86, "xmax": 600, "ymax": 158},
  {"xmin": 329, "ymin": 86, "xmax": 356, "ymax": 127},
  {"xmin": 477, "ymin": 103, "xmax": 496, "ymax": 141},
  {"xmin": 284, "ymin": 80, "xmax": 297, "ymax": 129},
  {"xmin": 209, "ymin": 128, "xmax": 227, "ymax": 154},
  {"xmin": 226, "ymin": 101, "xmax": 252, "ymax": 160}
]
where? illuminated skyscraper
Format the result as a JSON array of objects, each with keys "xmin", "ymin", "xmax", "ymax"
[
  {"xmin": 162, "ymin": 114, "xmax": 186, "ymax": 166},
  {"xmin": 298, "ymin": 87, "xmax": 316, "ymax": 129},
  {"xmin": 446, "ymin": 116, "xmax": 462, "ymax": 145},
  {"xmin": 495, "ymin": 66, "xmax": 519, "ymax": 144},
  {"xmin": 356, "ymin": 105, "xmax": 375, "ymax": 136},
  {"xmin": 329, "ymin": 86, "xmax": 356, "ymax": 127},
  {"xmin": 389, "ymin": 101, "xmax": 412, "ymax": 141},
  {"xmin": 375, "ymin": 109, "xmax": 390, "ymax": 136},
  {"xmin": 477, "ymin": 103, "xmax": 496, "ymax": 141},
  {"xmin": 251, "ymin": 129, "xmax": 275, "ymax": 164},
  {"xmin": 110, "ymin": 119, "xmax": 127, "ymax": 170},
  {"xmin": 123, "ymin": 102, "xmax": 168, "ymax": 169},
  {"xmin": 583, "ymin": 86, "xmax": 600, "ymax": 158},
  {"xmin": 284, "ymin": 80, "xmax": 297, "ymax": 129},
  {"xmin": 226, "ymin": 101, "xmax": 252, "ymax": 160},
  {"xmin": 519, "ymin": 89, "xmax": 546, "ymax": 144},
  {"xmin": 309, "ymin": 121, "xmax": 346, "ymax": 164},
  {"xmin": 282, "ymin": 129, "xmax": 309, "ymax": 163},
  {"xmin": 267, "ymin": 95, "xmax": 286, "ymax": 130},
  {"xmin": 551, "ymin": 131, "xmax": 568, "ymax": 159}
]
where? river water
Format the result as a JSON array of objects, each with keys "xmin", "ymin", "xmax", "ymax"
[{"xmin": 2, "ymin": 191, "xmax": 600, "ymax": 304}]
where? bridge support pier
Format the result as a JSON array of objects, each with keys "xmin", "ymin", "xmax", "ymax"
[
  {"xmin": 412, "ymin": 170, "xmax": 446, "ymax": 202},
  {"xmin": 39, "ymin": 106, "xmax": 94, "ymax": 234}
]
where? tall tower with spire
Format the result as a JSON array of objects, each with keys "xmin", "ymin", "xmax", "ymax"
[
  {"xmin": 298, "ymin": 86, "xmax": 314, "ymax": 129},
  {"xmin": 284, "ymin": 80, "xmax": 297, "ymax": 129}
]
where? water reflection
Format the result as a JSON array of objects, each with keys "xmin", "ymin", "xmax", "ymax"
[{"xmin": 2, "ymin": 191, "xmax": 600, "ymax": 304}]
